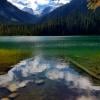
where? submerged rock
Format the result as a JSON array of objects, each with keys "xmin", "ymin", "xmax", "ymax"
[
  {"xmin": 0, "ymin": 87, "xmax": 11, "ymax": 98},
  {"xmin": 9, "ymin": 92, "xmax": 18, "ymax": 99},
  {"xmin": 77, "ymin": 96, "xmax": 97, "ymax": 100},
  {"xmin": 1, "ymin": 97, "xmax": 10, "ymax": 100},
  {"xmin": 35, "ymin": 79, "xmax": 45, "ymax": 85},
  {"xmin": 7, "ymin": 84, "xmax": 18, "ymax": 92}
]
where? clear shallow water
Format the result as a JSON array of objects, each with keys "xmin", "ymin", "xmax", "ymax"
[
  {"xmin": 0, "ymin": 36, "xmax": 100, "ymax": 100},
  {"xmin": 0, "ymin": 56, "xmax": 88, "ymax": 88},
  {"xmin": 0, "ymin": 56, "xmax": 100, "ymax": 100}
]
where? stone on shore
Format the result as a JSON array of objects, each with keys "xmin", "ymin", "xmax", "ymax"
[
  {"xmin": 8, "ymin": 92, "xmax": 18, "ymax": 98},
  {"xmin": 7, "ymin": 84, "xmax": 18, "ymax": 92},
  {"xmin": 1, "ymin": 97, "xmax": 10, "ymax": 100}
]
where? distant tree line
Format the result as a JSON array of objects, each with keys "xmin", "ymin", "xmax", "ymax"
[{"xmin": 0, "ymin": 11, "xmax": 100, "ymax": 36}]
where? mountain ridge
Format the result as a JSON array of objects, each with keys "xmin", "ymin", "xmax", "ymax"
[
  {"xmin": 0, "ymin": 0, "xmax": 99, "ymax": 35},
  {"xmin": 39, "ymin": 0, "xmax": 89, "ymax": 22},
  {"xmin": 7, "ymin": 0, "xmax": 71, "ymax": 16},
  {"xmin": 0, "ymin": 0, "xmax": 37, "ymax": 24}
]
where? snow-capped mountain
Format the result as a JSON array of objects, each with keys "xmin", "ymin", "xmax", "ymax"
[{"xmin": 7, "ymin": 0, "xmax": 71, "ymax": 16}]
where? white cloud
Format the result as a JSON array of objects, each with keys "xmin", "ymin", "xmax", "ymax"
[
  {"xmin": 53, "ymin": 0, "xmax": 70, "ymax": 4},
  {"xmin": 7, "ymin": 0, "xmax": 26, "ymax": 9},
  {"xmin": 35, "ymin": 0, "xmax": 49, "ymax": 5},
  {"xmin": 8, "ymin": 0, "xmax": 70, "ymax": 13},
  {"xmin": 8, "ymin": 0, "xmax": 50, "ymax": 10},
  {"xmin": 61, "ymin": 0, "xmax": 70, "ymax": 4}
]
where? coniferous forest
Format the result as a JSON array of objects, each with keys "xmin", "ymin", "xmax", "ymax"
[
  {"xmin": 0, "ymin": 10, "xmax": 100, "ymax": 36},
  {"xmin": 0, "ymin": 0, "xmax": 99, "ymax": 35}
]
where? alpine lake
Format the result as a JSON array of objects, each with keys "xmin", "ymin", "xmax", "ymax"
[{"xmin": 0, "ymin": 36, "xmax": 100, "ymax": 100}]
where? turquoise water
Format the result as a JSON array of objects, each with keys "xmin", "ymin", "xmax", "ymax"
[
  {"xmin": 0, "ymin": 36, "xmax": 100, "ymax": 100},
  {"xmin": 0, "ymin": 36, "xmax": 100, "ymax": 54},
  {"xmin": 0, "ymin": 36, "xmax": 99, "ymax": 62},
  {"xmin": 0, "ymin": 36, "xmax": 100, "ymax": 48}
]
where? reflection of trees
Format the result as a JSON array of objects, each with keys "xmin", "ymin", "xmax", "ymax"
[{"xmin": 87, "ymin": 0, "xmax": 100, "ymax": 9}]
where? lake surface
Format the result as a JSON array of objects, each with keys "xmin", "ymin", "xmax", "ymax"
[
  {"xmin": 0, "ymin": 36, "xmax": 100, "ymax": 55},
  {"xmin": 0, "ymin": 36, "xmax": 100, "ymax": 100}
]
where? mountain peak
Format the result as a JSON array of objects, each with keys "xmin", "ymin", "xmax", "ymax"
[
  {"xmin": 0, "ymin": 0, "xmax": 37, "ymax": 23},
  {"xmin": 7, "ymin": 0, "xmax": 71, "ymax": 16}
]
